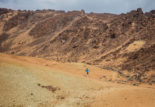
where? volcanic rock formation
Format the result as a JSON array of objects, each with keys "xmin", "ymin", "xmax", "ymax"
[{"xmin": 0, "ymin": 8, "xmax": 154, "ymax": 84}]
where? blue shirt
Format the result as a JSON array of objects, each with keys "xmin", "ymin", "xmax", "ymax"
[{"xmin": 86, "ymin": 68, "xmax": 89, "ymax": 73}]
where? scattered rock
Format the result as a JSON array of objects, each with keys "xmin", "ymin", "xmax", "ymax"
[
  {"xmin": 11, "ymin": 51, "xmax": 15, "ymax": 54},
  {"xmin": 30, "ymin": 93, "xmax": 33, "ymax": 96},
  {"xmin": 57, "ymin": 96, "xmax": 65, "ymax": 100},
  {"xmin": 0, "ymin": 8, "xmax": 154, "ymax": 85},
  {"xmin": 108, "ymin": 79, "xmax": 112, "ymax": 82},
  {"xmin": 37, "ymin": 83, "xmax": 41, "ymax": 86},
  {"xmin": 125, "ymin": 75, "xmax": 130, "ymax": 78},
  {"xmin": 110, "ymin": 33, "xmax": 116, "ymax": 39},
  {"xmin": 37, "ymin": 83, "xmax": 60, "ymax": 93},
  {"xmin": 132, "ymin": 83, "xmax": 139, "ymax": 86},
  {"xmin": 128, "ymin": 77, "xmax": 134, "ymax": 81}
]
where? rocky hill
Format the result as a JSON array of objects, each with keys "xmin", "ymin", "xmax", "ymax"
[{"xmin": 0, "ymin": 8, "xmax": 154, "ymax": 84}]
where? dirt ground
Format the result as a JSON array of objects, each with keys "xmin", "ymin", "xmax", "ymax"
[{"xmin": 0, "ymin": 53, "xmax": 155, "ymax": 107}]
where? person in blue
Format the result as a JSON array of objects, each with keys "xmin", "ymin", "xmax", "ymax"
[{"xmin": 85, "ymin": 68, "xmax": 89, "ymax": 75}]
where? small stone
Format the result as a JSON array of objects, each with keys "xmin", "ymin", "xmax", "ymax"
[
  {"xmin": 126, "ymin": 75, "xmax": 130, "ymax": 78},
  {"xmin": 132, "ymin": 83, "xmax": 138, "ymax": 86},
  {"xmin": 30, "ymin": 93, "xmax": 33, "ymax": 96},
  {"xmin": 37, "ymin": 83, "xmax": 41, "ymax": 86}
]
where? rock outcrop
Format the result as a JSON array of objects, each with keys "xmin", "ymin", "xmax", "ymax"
[{"xmin": 0, "ymin": 8, "xmax": 154, "ymax": 84}]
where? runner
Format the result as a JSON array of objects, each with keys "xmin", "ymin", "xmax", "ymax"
[{"xmin": 85, "ymin": 68, "xmax": 89, "ymax": 75}]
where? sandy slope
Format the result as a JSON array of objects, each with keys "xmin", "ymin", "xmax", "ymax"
[{"xmin": 0, "ymin": 53, "xmax": 155, "ymax": 107}]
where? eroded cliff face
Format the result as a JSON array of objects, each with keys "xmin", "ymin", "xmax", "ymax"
[{"xmin": 0, "ymin": 8, "xmax": 154, "ymax": 83}]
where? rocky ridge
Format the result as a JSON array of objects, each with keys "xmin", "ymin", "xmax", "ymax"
[{"xmin": 0, "ymin": 8, "xmax": 154, "ymax": 84}]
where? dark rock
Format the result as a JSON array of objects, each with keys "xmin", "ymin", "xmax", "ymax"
[
  {"xmin": 137, "ymin": 8, "xmax": 143, "ymax": 14},
  {"xmin": 132, "ymin": 83, "xmax": 138, "ymax": 86},
  {"xmin": 30, "ymin": 93, "xmax": 33, "ymax": 96}
]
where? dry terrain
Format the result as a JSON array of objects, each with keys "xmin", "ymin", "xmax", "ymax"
[
  {"xmin": 0, "ymin": 8, "xmax": 154, "ymax": 84},
  {"xmin": 0, "ymin": 53, "xmax": 155, "ymax": 107},
  {"xmin": 0, "ymin": 8, "xmax": 155, "ymax": 107}
]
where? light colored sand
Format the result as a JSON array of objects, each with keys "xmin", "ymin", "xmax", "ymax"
[
  {"xmin": 125, "ymin": 40, "xmax": 145, "ymax": 53},
  {"xmin": 0, "ymin": 53, "xmax": 154, "ymax": 107},
  {"xmin": 91, "ymin": 87, "xmax": 155, "ymax": 107}
]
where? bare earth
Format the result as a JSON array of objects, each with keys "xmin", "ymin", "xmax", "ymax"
[{"xmin": 0, "ymin": 53, "xmax": 155, "ymax": 107}]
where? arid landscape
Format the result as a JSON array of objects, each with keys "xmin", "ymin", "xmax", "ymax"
[{"xmin": 0, "ymin": 8, "xmax": 155, "ymax": 107}]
